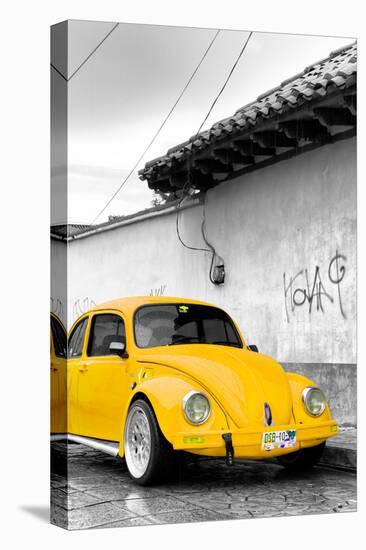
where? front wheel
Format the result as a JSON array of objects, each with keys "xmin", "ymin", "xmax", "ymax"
[
  {"xmin": 124, "ymin": 399, "xmax": 174, "ymax": 485},
  {"xmin": 277, "ymin": 442, "xmax": 325, "ymax": 471}
]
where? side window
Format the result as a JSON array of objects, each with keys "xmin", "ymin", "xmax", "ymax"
[
  {"xmin": 51, "ymin": 315, "xmax": 67, "ymax": 357},
  {"xmin": 88, "ymin": 314, "xmax": 126, "ymax": 357},
  {"xmin": 68, "ymin": 318, "xmax": 88, "ymax": 358}
]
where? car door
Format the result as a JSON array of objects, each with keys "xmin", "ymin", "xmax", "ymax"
[
  {"xmin": 77, "ymin": 311, "xmax": 129, "ymax": 441},
  {"xmin": 50, "ymin": 314, "xmax": 67, "ymax": 433},
  {"xmin": 67, "ymin": 315, "xmax": 89, "ymax": 435}
]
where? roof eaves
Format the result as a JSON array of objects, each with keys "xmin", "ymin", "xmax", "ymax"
[{"xmin": 138, "ymin": 41, "xmax": 356, "ymax": 188}]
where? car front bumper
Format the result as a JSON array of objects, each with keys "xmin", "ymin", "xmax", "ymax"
[{"xmin": 171, "ymin": 419, "xmax": 339, "ymax": 459}]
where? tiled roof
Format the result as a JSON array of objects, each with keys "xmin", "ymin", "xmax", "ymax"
[
  {"xmin": 139, "ymin": 41, "xmax": 356, "ymax": 190},
  {"xmin": 51, "ymin": 224, "xmax": 92, "ymax": 239}
]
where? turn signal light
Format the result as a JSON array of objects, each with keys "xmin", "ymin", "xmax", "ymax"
[{"xmin": 183, "ymin": 436, "xmax": 205, "ymax": 444}]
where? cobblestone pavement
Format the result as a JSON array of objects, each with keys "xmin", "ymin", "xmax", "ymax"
[{"xmin": 51, "ymin": 442, "xmax": 357, "ymax": 530}]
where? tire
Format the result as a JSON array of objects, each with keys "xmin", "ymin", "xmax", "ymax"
[
  {"xmin": 124, "ymin": 398, "xmax": 175, "ymax": 485},
  {"xmin": 277, "ymin": 442, "xmax": 325, "ymax": 471}
]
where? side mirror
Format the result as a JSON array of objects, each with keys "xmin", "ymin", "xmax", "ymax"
[
  {"xmin": 109, "ymin": 341, "xmax": 128, "ymax": 358},
  {"xmin": 247, "ymin": 344, "xmax": 259, "ymax": 353}
]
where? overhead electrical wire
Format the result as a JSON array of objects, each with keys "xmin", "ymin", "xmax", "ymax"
[
  {"xmin": 51, "ymin": 22, "xmax": 119, "ymax": 82},
  {"xmin": 68, "ymin": 23, "xmax": 120, "ymax": 81},
  {"xmin": 90, "ymin": 28, "xmax": 221, "ymax": 225},
  {"xmin": 196, "ymin": 31, "xmax": 252, "ymax": 135},
  {"xmin": 175, "ymin": 31, "xmax": 253, "ymax": 282}
]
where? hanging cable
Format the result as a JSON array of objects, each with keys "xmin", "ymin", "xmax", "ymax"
[
  {"xmin": 201, "ymin": 199, "xmax": 221, "ymax": 285},
  {"xmin": 90, "ymin": 29, "xmax": 221, "ymax": 225},
  {"xmin": 176, "ymin": 182, "xmax": 225, "ymax": 284},
  {"xmin": 175, "ymin": 31, "xmax": 253, "ymax": 284},
  {"xmin": 176, "ymin": 178, "xmax": 211, "ymax": 253}
]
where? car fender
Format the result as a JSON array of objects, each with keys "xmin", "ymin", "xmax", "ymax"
[
  {"xmin": 118, "ymin": 369, "xmax": 229, "ymax": 456},
  {"xmin": 286, "ymin": 372, "xmax": 333, "ymax": 424}
]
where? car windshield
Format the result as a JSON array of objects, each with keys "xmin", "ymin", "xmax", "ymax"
[{"xmin": 134, "ymin": 304, "xmax": 242, "ymax": 349}]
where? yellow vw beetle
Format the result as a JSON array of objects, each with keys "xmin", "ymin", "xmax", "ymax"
[
  {"xmin": 61, "ymin": 296, "xmax": 338, "ymax": 485},
  {"xmin": 50, "ymin": 313, "xmax": 67, "ymax": 434}
]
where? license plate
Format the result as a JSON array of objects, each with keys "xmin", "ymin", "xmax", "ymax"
[{"xmin": 261, "ymin": 429, "xmax": 297, "ymax": 451}]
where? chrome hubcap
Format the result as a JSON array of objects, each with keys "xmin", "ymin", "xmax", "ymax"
[{"xmin": 124, "ymin": 406, "xmax": 151, "ymax": 478}]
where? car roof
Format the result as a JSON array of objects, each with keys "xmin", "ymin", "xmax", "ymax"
[{"xmin": 92, "ymin": 296, "xmax": 215, "ymax": 315}]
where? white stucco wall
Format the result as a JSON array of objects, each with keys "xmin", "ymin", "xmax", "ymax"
[
  {"xmin": 51, "ymin": 137, "xmax": 357, "ymax": 423},
  {"xmin": 62, "ymin": 137, "xmax": 356, "ymax": 363},
  {"xmin": 51, "ymin": 238, "xmax": 67, "ymax": 324}
]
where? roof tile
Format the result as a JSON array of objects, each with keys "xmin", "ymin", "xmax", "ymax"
[{"xmin": 139, "ymin": 41, "xmax": 357, "ymax": 181}]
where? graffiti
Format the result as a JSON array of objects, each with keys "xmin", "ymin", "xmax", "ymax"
[
  {"xmin": 150, "ymin": 284, "xmax": 166, "ymax": 296},
  {"xmin": 50, "ymin": 297, "xmax": 64, "ymax": 322},
  {"xmin": 283, "ymin": 251, "xmax": 347, "ymax": 322},
  {"xmin": 328, "ymin": 252, "xmax": 347, "ymax": 318},
  {"xmin": 73, "ymin": 297, "xmax": 96, "ymax": 319}
]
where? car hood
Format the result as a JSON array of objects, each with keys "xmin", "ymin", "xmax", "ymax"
[{"xmin": 137, "ymin": 345, "xmax": 292, "ymax": 428}]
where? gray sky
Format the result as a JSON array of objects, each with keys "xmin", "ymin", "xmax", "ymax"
[{"xmin": 61, "ymin": 20, "xmax": 353, "ymax": 224}]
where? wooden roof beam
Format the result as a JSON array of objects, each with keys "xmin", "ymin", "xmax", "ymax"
[
  {"xmin": 343, "ymin": 94, "xmax": 357, "ymax": 116},
  {"xmin": 194, "ymin": 158, "xmax": 232, "ymax": 175},
  {"xmin": 148, "ymin": 178, "xmax": 171, "ymax": 192},
  {"xmin": 252, "ymin": 131, "xmax": 297, "ymax": 149},
  {"xmin": 168, "ymin": 169, "xmax": 214, "ymax": 190},
  {"xmin": 168, "ymin": 172, "xmax": 188, "ymax": 189},
  {"xmin": 212, "ymin": 148, "xmax": 254, "ymax": 166},
  {"xmin": 279, "ymin": 120, "xmax": 329, "ymax": 142},
  {"xmin": 231, "ymin": 139, "xmax": 276, "ymax": 157},
  {"xmin": 313, "ymin": 107, "xmax": 356, "ymax": 128}
]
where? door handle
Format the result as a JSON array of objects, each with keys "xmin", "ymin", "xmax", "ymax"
[{"xmin": 79, "ymin": 364, "xmax": 89, "ymax": 373}]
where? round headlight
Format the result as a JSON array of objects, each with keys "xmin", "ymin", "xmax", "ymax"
[
  {"xmin": 302, "ymin": 387, "xmax": 326, "ymax": 417},
  {"xmin": 183, "ymin": 391, "xmax": 211, "ymax": 425}
]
